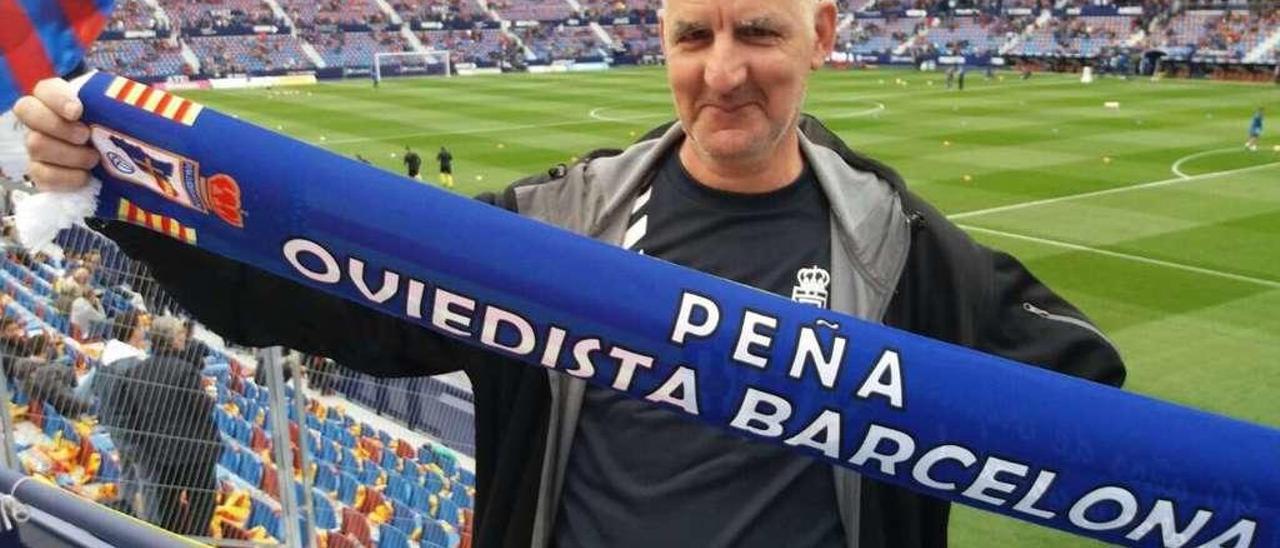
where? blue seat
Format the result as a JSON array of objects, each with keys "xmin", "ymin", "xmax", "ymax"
[
  {"xmin": 320, "ymin": 440, "xmax": 338, "ymax": 463},
  {"xmin": 377, "ymin": 523, "xmax": 410, "ymax": 548},
  {"xmin": 409, "ymin": 484, "xmax": 432, "ymax": 514},
  {"xmin": 456, "ymin": 468, "xmax": 475, "ymax": 488},
  {"xmin": 423, "ymin": 471, "xmax": 445, "ymax": 495},
  {"xmin": 359, "ymin": 464, "xmax": 382, "ymax": 486},
  {"xmin": 312, "ymin": 487, "xmax": 338, "ymax": 529},
  {"xmin": 385, "ymin": 473, "xmax": 412, "ymax": 506},
  {"xmin": 340, "ymin": 447, "xmax": 361, "ymax": 473},
  {"xmin": 322, "ymin": 420, "xmax": 343, "ymax": 441},
  {"xmin": 238, "ymin": 452, "xmax": 264, "ymax": 487},
  {"xmin": 436, "ymin": 497, "xmax": 460, "ymax": 528},
  {"xmin": 314, "ymin": 462, "xmax": 338, "ymax": 493},
  {"xmin": 401, "ymin": 463, "xmax": 419, "ymax": 482},
  {"xmin": 382, "ymin": 451, "xmax": 401, "ymax": 473},
  {"xmin": 306, "ymin": 414, "xmax": 322, "ymax": 430},
  {"xmin": 450, "ymin": 488, "xmax": 471, "ymax": 509},
  {"xmin": 390, "ymin": 500, "xmax": 420, "ymax": 539},
  {"xmin": 248, "ymin": 497, "xmax": 281, "ymax": 539},
  {"xmin": 219, "ymin": 445, "xmax": 240, "ymax": 471},
  {"xmin": 338, "ymin": 471, "xmax": 359, "ymax": 505},
  {"xmin": 420, "ymin": 519, "xmax": 451, "ymax": 548}
]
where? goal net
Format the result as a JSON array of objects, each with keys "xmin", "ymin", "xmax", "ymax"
[{"xmin": 373, "ymin": 50, "xmax": 452, "ymax": 80}]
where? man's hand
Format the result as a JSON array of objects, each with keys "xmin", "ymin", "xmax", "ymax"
[{"xmin": 12, "ymin": 78, "xmax": 99, "ymax": 191}]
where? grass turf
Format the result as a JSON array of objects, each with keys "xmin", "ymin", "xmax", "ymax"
[{"xmin": 180, "ymin": 67, "xmax": 1279, "ymax": 546}]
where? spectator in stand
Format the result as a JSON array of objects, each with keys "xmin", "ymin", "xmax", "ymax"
[{"xmin": 70, "ymin": 288, "xmax": 108, "ymax": 339}]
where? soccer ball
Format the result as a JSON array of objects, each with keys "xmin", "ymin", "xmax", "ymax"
[
  {"xmin": 962, "ymin": 175, "xmax": 973, "ymax": 183},
  {"xmin": 1103, "ymin": 156, "xmax": 1112, "ymax": 164},
  {"xmin": 497, "ymin": 143, "xmax": 505, "ymax": 149},
  {"xmin": 1273, "ymin": 145, "xmax": 1280, "ymax": 153},
  {"xmin": 943, "ymin": 140, "xmax": 952, "ymax": 147}
]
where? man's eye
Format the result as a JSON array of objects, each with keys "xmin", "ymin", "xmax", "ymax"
[
  {"xmin": 677, "ymin": 30, "xmax": 710, "ymax": 43},
  {"xmin": 740, "ymin": 27, "xmax": 779, "ymax": 39}
]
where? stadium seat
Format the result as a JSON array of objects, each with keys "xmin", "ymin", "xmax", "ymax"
[
  {"xmin": 238, "ymin": 452, "xmax": 264, "ymax": 487},
  {"xmin": 391, "ymin": 500, "xmax": 421, "ymax": 539},
  {"xmin": 329, "ymin": 532, "xmax": 362, "ymax": 548},
  {"xmin": 402, "ymin": 462, "xmax": 420, "ymax": 482},
  {"xmin": 409, "ymin": 484, "xmax": 432, "ymax": 514},
  {"xmin": 421, "ymin": 518, "xmax": 448, "ymax": 548},
  {"xmin": 386, "ymin": 472, "xmax": 413, "ymax": 506},
  {"xmin": 450, "ymin": 488, "xmax": 471, "ymax": 509},
  {"xmin": 248, "ymin": 497, "xmax": 282, "ymax": 540},
  {"xmin": 341, "ymin": 508, "xmax": 373, "ymax": 546},
  {"xmin": 378, "ymin": 523, "xmax": 411, "ymax": 548},
  {"xmin": 359, "ymin": 463, "xmax": 382, "ymax": 486},
  {"xmin": 436, "ymin": 496, "xmax": 460, "ymax": 528},
  {"xmin": 314, "ymin": 462, "xmax": 339, "ymax": 493},
  {"xmin": 261, "ymin": 462, "xmax": 279, "ymax": 498},
  {"xmin": 321, "ymin": 440, "xmax": 339, "ymax": 463},
  {"xmin": 456, "ymin": 468, "xmax": 474, "ymax": 488},
  {"xmin": 423, "ymin": 470, "xmax": 445, "ymax": 495},
  {"xmin": 382, "ymin": 450, "xmax": 401, "ymax": 473},
  {"xmin": 338, "ymin": 471, "xmax": 360, "ymax": 505},
  {"xmin": 312, "ymin": 487, "xmax": 338, "ymax": 529}
]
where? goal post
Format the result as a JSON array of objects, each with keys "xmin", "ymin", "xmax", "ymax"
[{"xmin": 373, "ymin": 50, "xmax": 452, "ymax": 81}]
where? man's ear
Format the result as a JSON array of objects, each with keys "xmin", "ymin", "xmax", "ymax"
[{"xmin": 811, "ymin": 1, "xmax": 838, "ymax": 70}]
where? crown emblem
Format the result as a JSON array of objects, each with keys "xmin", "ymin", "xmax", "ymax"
[{"xmin": 791, "ymin": 266, "xmax": 831, "ymax": 308}]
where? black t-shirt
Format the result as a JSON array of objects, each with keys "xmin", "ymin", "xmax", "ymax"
[
  {"xmin": 403, "ymin": 151, "xmax": 422, "ymax": 174},
  {"xmin": 438, "ymin": 150, "xmax": 453, "ymax": 173},
  {"xmin": 554, "ymin": 149, "xmax": 843, "ymax": 547}
]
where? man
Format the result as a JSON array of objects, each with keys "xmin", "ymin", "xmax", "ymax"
[
  {"xmin": 91, "ymin": 314, "xmax": 220, "ymax": 535},
  {"xmin": 1246, "ymin": 107, "xmax": 1264, "ymax": 152},
  {"xmin": 70, "ymin": 287, "xmax": 107, "ymax": 338},
  {"xmin": 403, "ymin": 146, "xmax": 422, "ymax": 180},
  {"xmin": 437, "ymin": 146, "xmax": 455, "ymax": 188},
  {"xmin": 15, "ymin": 0, "xmax": 1124, "ymax": 546}
]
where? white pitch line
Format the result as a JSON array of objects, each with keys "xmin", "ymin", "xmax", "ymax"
[
  {"xmin": 948, "ymin": 161, "xmax": 1280, "ymax": 220},
  {"xmin": 959, "ymin": 225, "xmax": 1280, "ymax": 290},
  {"xmin": 587, "ymin": 106, "xmax": 669, "ymax": 123},
  {"xmin": 1170, "ymin": 147, "xmax": 1254, "ymax": 179}
]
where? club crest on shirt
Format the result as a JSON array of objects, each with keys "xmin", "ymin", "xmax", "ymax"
[
  {"xmin": 791, "ymin": 265, "xmax": 830, "ymax": 308},
  {"xmin": 91, "ymin": 127, "xmax": 244, "ymax": 228}
]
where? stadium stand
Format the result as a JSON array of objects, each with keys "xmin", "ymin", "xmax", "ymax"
[
  {"xmin": 392, "ymin": 0, "xmax": 489, "ymax": 27},
  {"xmin": 489, "ymin": 0, "xmax": 575, "ymax": 22},
  {"xmin": 522, "ymin": 24, "xmax": 608, "ymax": 61},
  {"xmin": 86, "ymin": 39, "xmax": 191, "ymax": 80},
  {"xmin": 0, "ymin": 209, "xmax": 477, "ymax": 545},
  {"xmin": 1016, "ymin": 15, "xmax": 1138, "ymax": 57},
  {"xmin": 417, "ymin": 29, "xmax": 513, "ymax": 65},
  {"xmin": 166, "ymin": 0, "xmax": 282, "ymax": 31},
  {"xmin": 73, "ymin": 0, "xmax": 1280, "ymax": 83},
  {"xmin": 279, "ymin": 0, "xmax": 391, "ymax": 27},
  {"xmin": 609, "ymin": 23, "xmax": 661, "ymax": 57},
  {"xmin": 188, "ymin": 34, "xmax": 316, "ymax": 75}
]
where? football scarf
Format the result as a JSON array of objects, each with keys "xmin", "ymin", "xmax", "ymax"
[{"xmin": 64, "ymin": 72, "xmax": 1280, "ymax": 547}]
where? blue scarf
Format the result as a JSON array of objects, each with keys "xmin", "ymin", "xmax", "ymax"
[{"xmin": 77, "ymin": 72, "xmax": 1277, "ymax": 547}]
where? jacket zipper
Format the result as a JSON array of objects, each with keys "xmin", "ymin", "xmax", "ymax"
[{"xmin": 1022, "ymin": 302, "xmax": 1116, "ymax": 349}]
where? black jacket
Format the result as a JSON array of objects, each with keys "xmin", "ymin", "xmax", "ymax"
[
  {"xmin": 91, "ymin": 119, "xmax": 1124, "ymax": 547},
  {"xmin": 94, "ymin": 351, "xmax": 220, "ymax": 468}
]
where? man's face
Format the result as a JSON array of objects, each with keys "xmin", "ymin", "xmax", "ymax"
[
  {"xmin": 2, "ymin": 322, "xmax": 23, "ymax": 341},
  {"xmin": 661, "ymin": 0, "xmax": 832, "ymax": 163}
]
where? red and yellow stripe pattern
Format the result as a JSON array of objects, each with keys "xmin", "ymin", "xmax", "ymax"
[
  {"xmin": 117, "ymin": 199, "xmax": 198, "ymax": 245},
  {"xmin": 104, "ymin": 77, "xmax": 203, "ymax": 126}
]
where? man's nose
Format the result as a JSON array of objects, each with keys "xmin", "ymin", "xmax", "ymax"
[{"xmin": 703, "ymin": 35, "xmax": 748, "ymax": 94}]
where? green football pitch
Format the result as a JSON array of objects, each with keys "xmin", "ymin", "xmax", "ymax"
[{"xmin": 181, "ymin": 67, "xmax": 1278, "ymax": 546}]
